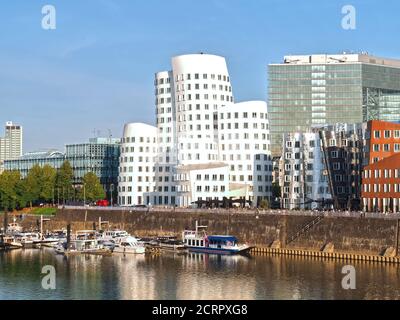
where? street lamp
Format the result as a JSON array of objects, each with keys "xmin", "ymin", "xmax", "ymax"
[
  {"xmin": 83, "ymin": 183, "xmax": 86, "ymax": 206},
  {"xmin": 110, "ymin": 183, "xmax": 114, "ymax": 206}
]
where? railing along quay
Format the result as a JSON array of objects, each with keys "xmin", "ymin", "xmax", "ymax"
[{"xmin": 57, "ymin": 206, "xmax": 400, "ymax": 220}]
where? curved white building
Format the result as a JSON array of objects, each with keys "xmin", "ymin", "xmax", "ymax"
[
  {"xmin": 118, "ymin": 123, "xmax": 157, "ymax": 206},
  {"xmin": 119, "ymin": 53, "xmax": 272, "ymax": 207},
  {"xmin": 171, "ymin": 53, "xmax": 234, "ymax": 165}
]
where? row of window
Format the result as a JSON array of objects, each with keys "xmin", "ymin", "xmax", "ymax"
[
  {"xmin": 119, "ymin": 156, "xmax": 154, "ymax": 165},
  {"xmin": 220, "ymin": 123, "xmax": 269, "ymax": 130},
  {"xmin": 174, "ymin": 94, "xmax": 233, "ymax": 103},
  {"xmin": 121, "ymin": 137, "xmax": 156, "ymax": 144},
  {"xmin": 283, "ymin": 186, "xmax": 330, "ymax": 195},
  {"xmin": 221, "ymin": 144, "xmax": 269, "ymax": 151},
  {"xmin": 363, "ymin": 184, "xmax": 400, "ymax": 193},
  {"xmin": 175, "ymin": 83, "xmax": 232, "ymax": 92},
  {"xmin": 119, "ymin": 175, "xmax": 154, "ymax": 183},
  {"xmin": 364, "ymin": 169, "xmax": 400, "ymax": 179},
  {"xmin": 173, "ymin": 73, "xmax": 230, "ymax": 83},
  {"xmin": 372, "ymin": 143, "xmax": 400, "ymax": 152},
  {"xmin": 221, "ymin": 133, "xmax": 270, "ymax": 140},
  {"xmin": 373, "ymin": 130, "xmax": 400, "ymax": 139},
  {"xmin": 120, "ymin": 146, "xmax": 156, "ymax": 154}
]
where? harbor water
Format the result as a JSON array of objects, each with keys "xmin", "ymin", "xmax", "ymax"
[{"xmin": 0, "ymin": 248, "xmax": 399, "ymax": 300}]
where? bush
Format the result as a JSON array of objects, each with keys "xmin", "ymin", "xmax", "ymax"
[{"xmin": 259, "ymin": 199, "xmax": 270, "ymax": 209}]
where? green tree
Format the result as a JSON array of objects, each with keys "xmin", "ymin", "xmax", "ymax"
[
  {"xmin": 80, "ymin": 172, "xmax": 105, "ymax": 203},
  {"xmin": 0, "ymin": 171, "xmax": 21, "ymax": 212},
  {"xmin": 40, "ymin": 165, "xmax": 57, "ymax": 203},
  {"xmin": 15, "ymin": 179, "xmax": 28, "ymax": 209},
  {"xmin": 272, "ymin": 182, "xmax": 281, "ymax": 199},
  {"xmin": 56, "ymin": 161, "xmax": 74, "ymax": 204},
  {"xmin": 25, "ymin": 165, "xmax": 42, "ymax": 207}
]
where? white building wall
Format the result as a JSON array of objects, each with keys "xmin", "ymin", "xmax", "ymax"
[
  {"xmin": 219, "ymin": 101, "xmax": 272, "ymax": 205},
  {"xmin": 154, "ymin": 71, "xmax": 177, "ymax": 205},
  {"xmin": 171, "ymin": 54, "xmax": 234, "ymax": 165},
  {"xmin": 0, "ymin": 122, "xmax": 23, "ymax": 161},
  {"xmin": 118, "ymin": 123, "xmax": 157, "ymax": 206}
]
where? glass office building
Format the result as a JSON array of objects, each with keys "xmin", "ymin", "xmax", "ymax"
[
  {"xmin": 4, "ymin": 137, "xmax": 120, "ymax": 200},
  {"xmin": 268, "ymin": 53, "xmax": 400, "ymax": 156}
]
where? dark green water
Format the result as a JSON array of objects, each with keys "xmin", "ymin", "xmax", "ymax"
[{"xmin": 0, "ymin": 248, "xmax": 399, "ymax": 300}]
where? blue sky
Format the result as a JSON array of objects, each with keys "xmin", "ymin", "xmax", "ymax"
[{"xmin": 1, "ymin": 0, "xmax": 400, "ymax": 152}]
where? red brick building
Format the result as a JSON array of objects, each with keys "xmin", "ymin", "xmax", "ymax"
[
  {"xmin": 364, "ymin": 120, "xmax": 400, "ymax": 165},
  {"xmin": 362, "ymin": 120, "xmax": 400, "ymax": 212}
]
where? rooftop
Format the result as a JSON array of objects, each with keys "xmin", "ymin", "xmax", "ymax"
[
  {"xmin": 18, "ymin": 150, "xmax": 64, "ymax": 160},
  {"xmin": 270, "ymin": 53, "xmax": 400, "ymax": 68}
]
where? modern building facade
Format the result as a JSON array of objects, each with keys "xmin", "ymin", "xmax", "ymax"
[
  {"xmin": 4, "ymin": 137, "xmax": 120, "ymax": 202},
  {"xmin": 362, "ymin": 154, "xmax": 400, "ymax": 213},
  {"xmin": 119, "ymin": 53, "xmax": 272, "ymax": 207},
  {"xmin": 280, "ymin": 131, "xmax": 331, "ymax": 210},
  {"xmin": 280, "ymin": 123, "xmax": 365, "ymax": 210},
  {"xmin": 319, "ymin": 123, "xmax": 365, "ymax": 210},
  {"xmin": 362, "ymin": 120, "xmax": 400, "ymax": 212},
  {"xmin": 218, "ymin": 101, "xmax": 272, "ymax": 203},
  {"xmin": 269, "ymin": 53, "xmax": 400, "ymax": 156},
  {"xmin": 0, "ymin": 121, "xmax": 23, "ymax": 161},
  {"xmin": 363, "ymin": 120, "xmax": 400, "ymax": 166},
  {"xmin": 118, "ymin": 123, "xmax": 157, "ymax": 206}
]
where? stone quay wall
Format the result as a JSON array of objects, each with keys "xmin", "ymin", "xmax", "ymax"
[{"xmin": 11, "ymin": 208, "xmax": 398, "ymax": 256}]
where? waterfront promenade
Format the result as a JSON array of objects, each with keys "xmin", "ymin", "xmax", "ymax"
[{"xmin": 57, "ymin": 205, "xmax": 400, "ymax": 220}]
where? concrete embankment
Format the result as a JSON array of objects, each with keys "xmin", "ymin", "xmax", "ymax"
[{"xmin": 10, "ymin": 208, "xmax": 399, "ymax": 260}]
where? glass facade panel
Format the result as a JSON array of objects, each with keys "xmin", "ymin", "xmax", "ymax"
[{"xmin": 269, "ymin": 59, "xmax": 400, "ymax": 156}]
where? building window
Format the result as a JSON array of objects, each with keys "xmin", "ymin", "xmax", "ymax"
[{"xmin": 384, "ymin": 144, "xmax": 390, "ymax": 152}]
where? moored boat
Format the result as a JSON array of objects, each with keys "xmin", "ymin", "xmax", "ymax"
[
  {"xmin": 182, "ymin": 221, "xmax": 253, "ymax": 255},
  {"xmin": 113, "ymin": 236, "xmax": 146, "ymax": 255},
  {"xmin": 7, "ymin": 221, "xmax": 23, "ymax": 234},
  {"xmin": 13, "ymin": 232, "xmax": 41, "ymax": 248},
  {"xmin": 159, "ymin": 239, "xmax": 187, "ymax": 253},
  {"xmin": 54, "ymin": 239, "xmax": 111, "ymax": 255}
]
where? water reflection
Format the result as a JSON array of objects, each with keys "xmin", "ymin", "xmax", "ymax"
[{"xmin": 0, "ymin": 249, "xmax": 400, "ymax": 300}]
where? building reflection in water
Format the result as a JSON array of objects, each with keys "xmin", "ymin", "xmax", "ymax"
[
  {"xmin": 111, "ymin": 254, "xmax": 156, "ymax": 300},
  {"xmin": 1, "ymin": 249, "xmax": 400, "ymax": 300},
  {"xmin": 176, "ymin": 253, "xmax": 256, "ymax": 300}
]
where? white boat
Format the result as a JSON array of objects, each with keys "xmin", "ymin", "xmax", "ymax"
[
  {"xmin": 7, "ymin": 221, "xmax": 23, "ymax": 234},
  {"xmin": 54, "ymin": 239, "xmax": 110, "ymax": 255},
  {"xmin": 182, "ymin": 221, "xmax": 253, "ymax": 255},
  {"xmin": 101, "ymin": 230, "xmax": 130, "ymax": 244},
  {"xmin": 13, "ymin": 232, "xmax": 41, "ymax": 248},
  {"xmin": 113, "ymin": 236, "xmax": 146, "ymax": 255},
  {"xmin": 1, "ymin": 235, "xmax": 22, "ymax": 250}
]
